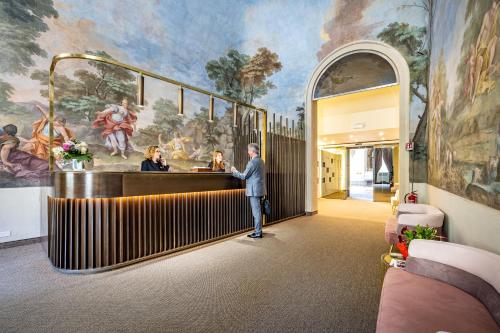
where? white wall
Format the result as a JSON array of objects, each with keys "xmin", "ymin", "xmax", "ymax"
[
  {"xmin": 0, "ymin": 187, "xmax": 50, "ymax": 243},
  {"xmin": 318, "ymin": 107, "xmax": 399, "ymax": 136},
  {"xmin": 426, "ymin": 184, "xmax": 500, "ymax": 255}
]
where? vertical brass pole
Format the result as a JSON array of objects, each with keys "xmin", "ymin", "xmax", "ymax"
[
  {"xmin": 137, "ymin": 74, "xmax": 145, "ymax": 106},
  {"xmin": 209, "ymin": 95, "xmax": 214, "ymax": 122},
  {"xmin": 233, "ymin": 102, "xmax": 238, "ymax": 127},
  {"xmin": 48, "ymin": 63, "xmax": 56, "ymax": 171},
  {"xmin": 178, "ymin": 86, "xmax": 184, "ymax": 116},
  {"xmin": 261, "ymin": 110, "xmax": 267, "ymax": 163},
  {"xmin": 261, "ymin": 110, "xmax": 267, "ymax": 226},
  {"xmin": 253, "ymin": 111, "xmax": 258, "ymax": 132}
]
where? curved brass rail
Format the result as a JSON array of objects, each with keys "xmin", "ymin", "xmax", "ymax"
[{"xmin": 48, "ymin": 53, "xmax": 267, "ymax": 169}]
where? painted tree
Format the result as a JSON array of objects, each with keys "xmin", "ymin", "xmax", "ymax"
[
  {"xmin": 378, "ymin": 23, "xmax": 429, "ymax": 109},
  {"xmin": 184, "ymin": 107, "xmax": 222, "ymax": 155},
  {"xmin": 240, "ymin": 48, "xmax": 282, "ymax": 105},
  {"xmin": 296, "ymin": 104, "xmax": 305, "ymax": 132},
  {"xmin": 0, "ymin": 79, "xmax": 18, "ymax": 113},
  {"xmin": 0, "ymin": 0, "xmax": 58, "ymax": 114},
  {"xmin": 205, "ymin": 50, "xmax": 249, "ymax": 101},
  {"xmin": 136, "ymin": 98, "xmax": 184, "ymax": 146},
  {"xmin": 205, "ymin": 47, "xmax": 282, "ymax": 105},
  {"xmin": 378, "ymin": 21, "xmax": 429, "ymax": 182},
  {"xmin": 31, "ymin": 50, "xmax": 138, "ymax": 123},
  {"xmin": 0, "ymin": 0, "xmax": 58, "ymax": 75}
]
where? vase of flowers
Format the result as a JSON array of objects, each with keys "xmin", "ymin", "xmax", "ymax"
[
  {"xmin": 396, "ymin": 225, "xmax": 438, "ymax": 259},
  {"xmin": 52, "ymin": 140, "xmax": 93, "ymax": 171}
]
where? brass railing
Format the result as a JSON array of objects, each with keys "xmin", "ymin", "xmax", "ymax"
[{"xmin": 48, "ymin": 53, "xmax": 267, "ymax": 170}]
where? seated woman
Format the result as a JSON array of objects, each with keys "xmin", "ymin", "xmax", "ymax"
[
  {"xmin": 208, "ymin": 150, "xmax": 225, "ymax": 172},
  {"xmin": 141, "ymin": 145, "xmax": 169, "ymax": 171},
  {"xmin": 0, "ymin": 124, "xmax": 50, "ymax": 181}
]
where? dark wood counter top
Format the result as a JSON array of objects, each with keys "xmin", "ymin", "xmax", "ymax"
[{"xmin": 52, "ymin": 171, "xmax": 244, "ymax": 199}]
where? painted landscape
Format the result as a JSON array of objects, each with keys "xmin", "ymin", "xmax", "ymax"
[
  {"xmin": 0, "ymin": 0, "xmax": 429, "ymax": 187},
  {"xmin": 428, "ymin": 0, "xmax": 500, "ymax": 209}
]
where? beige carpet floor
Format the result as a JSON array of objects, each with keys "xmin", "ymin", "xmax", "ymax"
[{"xmin": 0, "ymin": 199, "xmax": 390, "ymax": 333}]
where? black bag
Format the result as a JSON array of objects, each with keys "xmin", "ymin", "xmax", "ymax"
[{"xmin": 262, "ymin": 197, "xmax": 271, "ymax": 216}]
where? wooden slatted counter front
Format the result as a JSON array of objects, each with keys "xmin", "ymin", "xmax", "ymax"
[{"xmin": 48, "ymin": 171, "xmax": 253, "ymax": 273}]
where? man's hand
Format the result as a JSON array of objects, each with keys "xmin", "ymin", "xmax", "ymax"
[
  {"xmin": 230, "ymin": 166, "xmax": 237, "ymax": 173},
  {"xmin": 0, "ymin": 165, "xmax": 11, "ymax": 173},
  {"xmin": 3, "ymin": 162, "xmax": 14, "ymax": 170}
]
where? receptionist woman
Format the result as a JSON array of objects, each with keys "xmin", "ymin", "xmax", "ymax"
[
  {"xmin": 208, "ymin": 150, "xmax": 225, "ymax": 172},
  {"xmin": 141, "ymin": 145, "xmax": 169, "ymax": 171}
]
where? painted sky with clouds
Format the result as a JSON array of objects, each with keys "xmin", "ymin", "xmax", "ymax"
[{"xmin": 5, "ymin": 0, "xmax": 427, "ymax": 123}]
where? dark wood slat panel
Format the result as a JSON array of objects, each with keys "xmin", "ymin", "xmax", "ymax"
[{"xmin": 48, "ymin": 189, "xmax": 253, "ymax": 272}]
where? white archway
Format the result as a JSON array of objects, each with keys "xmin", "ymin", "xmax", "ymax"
[{"xmin": 304, "ymin": 40, "xmax": 411, "ymax": 213}]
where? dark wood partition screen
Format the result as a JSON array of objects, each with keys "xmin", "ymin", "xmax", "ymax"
[{"xmin": 234, "ymin": 112, "xmax": 306, "ymax": 224}]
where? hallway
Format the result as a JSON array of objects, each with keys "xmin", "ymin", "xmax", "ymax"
[{"xmin": 0, "ymin": 199, "xmax": 390, "ymax": 333}]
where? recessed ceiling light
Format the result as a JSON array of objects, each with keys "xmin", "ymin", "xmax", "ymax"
[
  {"xmin": 381, "ymin": 137, "xmax": 385, "ymax": 140},
  {"xmin": 379, "ymin": 131, "xmax": 384, "ymax": 136},
  {"xmin": 349, "ymin": 134, "xmax": 354, "ymax": 138}
]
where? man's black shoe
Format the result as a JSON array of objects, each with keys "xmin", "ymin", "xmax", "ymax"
[{"xmin": 248, "ymin": 232, "xmax": 263, "ymax": 238}]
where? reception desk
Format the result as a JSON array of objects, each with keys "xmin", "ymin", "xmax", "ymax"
[{"xmin": 48, "ymin": 171, "xmax": 253, "ymax": 273}]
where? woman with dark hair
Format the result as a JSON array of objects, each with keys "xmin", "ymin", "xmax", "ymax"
[
  {"xmin": 141, "ymin": 145, "xmax": 169, "ymax": 171},
  {"xmin": 0, "ymin": 124, "xmax": 49, "ymax": 181},
  {"xmin": 208, "ymin": 150, "xmax": 225, "ymax": 172}
]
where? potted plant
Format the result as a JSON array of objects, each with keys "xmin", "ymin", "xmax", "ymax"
[
  {"xmin": 52, "ymin": 140, "xmax": 93, "ymax": 171},
  {"xmin": 396, "ymin": 225, "xmax": 438, "ymax": 259}
]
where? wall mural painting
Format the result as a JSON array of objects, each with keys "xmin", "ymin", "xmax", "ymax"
[
  {"xmin": 0, "ymin": 46, "xmax": 283, "ymax": 186},
  {"xmin": 19, "ymin": 47, "xmax": 280, "ymax": 180},
  {"xmin": 0, "ymin": 0, "xmax": 429, "ymax": 188},
  {"xmin": 318, "ymin": 0, "xmax": 431, "ymax": 183},
  {"xmin": 428, "ymin": 0, "xmax": 500, "ymax": 210},
  {"xmin": 314, "ymin": 53, "xmax": 397, "ymax": 98}
]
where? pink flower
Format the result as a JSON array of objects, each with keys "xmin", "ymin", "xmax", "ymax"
[{"xmin": 62, "ymin": 142, "xmax": 73, "ymax": 152}]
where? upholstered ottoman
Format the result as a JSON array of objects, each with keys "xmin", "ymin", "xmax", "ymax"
[
  {"xmin": 377, "ymin": 240, "xmax": 500, "ymax": 333},
  {"xmin": 397, "ymin": 204, "xmax": 444, "ymax": 234}
]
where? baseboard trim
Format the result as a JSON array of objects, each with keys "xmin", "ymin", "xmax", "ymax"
[
  {"xmin": 305, "ymin": 210, "xmax": 318, "ymax": 216},
  {"xmin": 0, "ymin": 236, "xmax": 46, "ymax": 249}
]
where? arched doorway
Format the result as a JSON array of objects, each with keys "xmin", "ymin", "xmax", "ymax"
[{"xmin": 304, "ymin": 40, "xmax": 411, "ymax": 213}]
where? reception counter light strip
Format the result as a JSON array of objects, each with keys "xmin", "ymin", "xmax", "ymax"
[{"xmin": 48, "ymin": 53, "xmax": 268, "ymax": 170}]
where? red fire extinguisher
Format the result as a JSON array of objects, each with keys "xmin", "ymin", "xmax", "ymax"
[{"xmin": 404, "ymin": 191, "xmax": 418, "ymax": 204}]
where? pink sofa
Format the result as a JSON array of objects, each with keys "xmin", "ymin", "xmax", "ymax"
[
  {"xmin": 385, "ymin": 204, "xmax": 445, "ymax": 244},
  {"xmin": 377, "ymin": 240, "xmax": 500, "ymax": 333}
]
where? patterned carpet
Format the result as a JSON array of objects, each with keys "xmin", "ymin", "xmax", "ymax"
[{"xmin": 0, "ymin": 199, "xmax": 390, "ymax": 333}]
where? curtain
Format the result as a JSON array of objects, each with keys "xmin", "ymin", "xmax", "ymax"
[
  {"xmin": 382, "ymin": 148, "xmax": 393, "ymax": 184},
  {"xmin": 374, "ymin": 149, "xmax": 383, "ymax": 183}
]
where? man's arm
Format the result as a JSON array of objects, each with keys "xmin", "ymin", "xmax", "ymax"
[
  {"xmin": 1, "ymin": 144, "xmax": 15, "ymax": 169},
  {"xmin": 232, "ymin": 159, "xmax": 256, "ymax": 180}
]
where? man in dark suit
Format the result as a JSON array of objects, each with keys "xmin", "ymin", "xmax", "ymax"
[{"xmin": 231, "ymin": 143, "xmax": 266, "ymax": 238}]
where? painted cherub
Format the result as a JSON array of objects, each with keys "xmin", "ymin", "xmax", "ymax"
[{"xmin": 158, "ymin": 132, "xmax": 190, "ymax": 160}]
